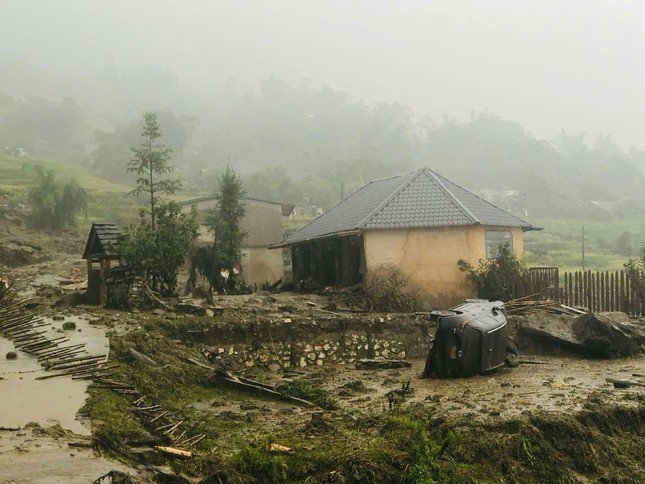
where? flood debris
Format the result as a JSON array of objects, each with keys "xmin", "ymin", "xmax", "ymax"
[
  {"xmin": 154, "ymin": 446, "xmax": 193, "ymax": 459},
  {"xmin": 214, "ymin": 369, "xmax": 316, "ymax": 407},
  {"xmin": 518, "ymin": 310, "xmax": 644, "ymax": 358},
  {"xmin": 355, "ymin": 358, "xmax": 412, "ymax": 370},
  {"xmin": 606, "ymin": 378, "xmax": 645, "ymax": 389}
]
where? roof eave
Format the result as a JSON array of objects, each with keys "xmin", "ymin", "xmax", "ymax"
[{"xmin": 269, "ymin": 229, "xmax": 363, "ymax": 249}]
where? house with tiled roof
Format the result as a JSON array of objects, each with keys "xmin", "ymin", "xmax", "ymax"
[{"xmin": 273, "ymin": 168, "xmax": 538, "ymax": 307}]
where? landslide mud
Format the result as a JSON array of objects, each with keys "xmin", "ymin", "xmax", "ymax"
[{"xmin": 0, "ymin": 315, "xmax": 109, "ymax": 435}]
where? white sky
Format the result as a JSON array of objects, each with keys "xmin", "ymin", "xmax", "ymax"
[{"xmin": 1, "ymin": 0, "xmax": 644, "ymax": 148}]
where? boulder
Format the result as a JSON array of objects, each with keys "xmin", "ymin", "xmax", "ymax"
[
  {"xmin": 572, "ymin": 312, "xmax": 643, "ymax": 358},
  {"xmin": 517, "ymin": 310, "xmax": 643, "ymax": 359}
]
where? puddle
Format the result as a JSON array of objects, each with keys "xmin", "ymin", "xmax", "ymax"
[{"xmin": 0, "ymin": 315, "xmax": 109, "ymax": 435}]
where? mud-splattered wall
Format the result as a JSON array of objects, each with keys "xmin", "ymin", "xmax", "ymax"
[{"xmin": 177, "ymin": 315, "xmax": 435, "ymax": 371}]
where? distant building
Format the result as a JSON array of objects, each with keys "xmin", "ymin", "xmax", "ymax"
[
  {"xmin": 272, "ymin": 168, "xmax": 538, "ymax": 308},
  {"xmin": 181, "ymin": 197, "xmax": 294, "ymax": 286}
]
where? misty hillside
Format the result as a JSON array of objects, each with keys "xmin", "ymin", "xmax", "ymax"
[{"xmin": 1, "ymin": 62, "xmax": 644, "ymax": 222}]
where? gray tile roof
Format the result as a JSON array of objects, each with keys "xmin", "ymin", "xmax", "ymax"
[
  {"xmin": 82, "ymin": 223, "xmax": 119, "ymax": 259},
  {"xmin": 276, "ymin": 168, "xmax": 533, "ymax": 246}
]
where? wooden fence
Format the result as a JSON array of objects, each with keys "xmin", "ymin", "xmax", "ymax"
[
  {"xmin": 511, "ymin": 267, "xmax": 645, "ymax": 316},
  {"xmin": 560, "ymin": 270, "xmax": 644, "ymax": 316}
]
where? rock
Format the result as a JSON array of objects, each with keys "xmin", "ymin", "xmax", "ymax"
[
  {"xmin": 52, "ymin": 315, "xmax": 65, "ymax": 321},
  {"xmin": 96, "ymin": 471, "xmax": 133, "ymax": 484},
  {"xmin": 6, "ymin": 351, "xmax": 17, "ymax": 360},
  {"xmin": 152, "ymin": 308, "xmax": 165, "ymax": 316},
  {"xmin": 572, "ymin": 312, "xmax": 643, "ymax": 358},
  {"xmin": 129, "ymin": 447, "xmax": 166, "ymax": 466},
  {"xmin": 126, "ymin": 430, "xmax": 156, "ymax": 446},
  {"xmin": 203, "ymin": 308, "xmax": 215, "ymax": 317},
  {"xmin": 62, "ymin": 321, "xmax": 76, "ymax": 331},
  {"xmin": 341, "ymin": 380, "xmax": 369, "ymax": 392}
]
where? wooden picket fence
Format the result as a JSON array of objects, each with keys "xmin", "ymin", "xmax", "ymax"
[
  {"xmin": 509, "ymin": 267, "xmax": 645, "ymax": 316},
  {"xmin": 560, "ymin": 270, "xmax": 644, "ymax": 316}
]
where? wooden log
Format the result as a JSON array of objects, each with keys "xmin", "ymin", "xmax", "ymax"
[
  {"xmin": 355, "ymin": 359, "xmax": 412, "ymax": 370},
  {"xmin": 154, "ymin": 446, "xmax": 192, "ymax": 459},
  {"xmin": 214, "ymin": 370, "xmax": 315, "ymax": 407},
  {"xmin": 164, "ymin": 421, "xmax": 184, "ymax": 435},
  {"xmin": 150, "ymin": 411, "xmax": 169, "ymax": 423},
  {"xmin": 607, "ymin": 378, "xmax": 645, "ymax": 388},
  {"xmin": 45, "ymin": 354, "xmax": 105, "ymax": 369}
]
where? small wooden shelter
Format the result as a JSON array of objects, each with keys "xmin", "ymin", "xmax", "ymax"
[{"xmin": 82, "ymin": 223, "xmax": 119, "ymax": 305}]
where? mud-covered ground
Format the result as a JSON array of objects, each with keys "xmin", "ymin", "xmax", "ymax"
[{"xmin": 1, "ymin": 223, "xmax": 644, "ymax": 482}]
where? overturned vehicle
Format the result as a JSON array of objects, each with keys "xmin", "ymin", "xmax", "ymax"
[{"xmin": 424, "ymin": 299, "xmax": 509, "ymax": 378}]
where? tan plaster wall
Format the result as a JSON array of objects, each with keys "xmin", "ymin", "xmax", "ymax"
[
  {"xmin": 241, "ymin": 247, "xmax": 285, "ymax": 286},
  {"xmin": 363, "ymin": 226, "xmax": 525, "ymax": 309}
]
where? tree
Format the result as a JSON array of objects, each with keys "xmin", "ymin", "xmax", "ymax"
[
  {"xmin": 27, "ymin": 166, "xmax": 88, "ymax": 230},
  {"xmin": 119, "ymin": 202, "xmax": 198, "ymax": 296},
  {"xmin": 615, "ymin": 231, "xmax": 634, "ymax": 257},
  {"xmin": 120, "ymin": 113, "xmax": 196, "ymax": 297},
  {"xmin": 127, "ymin": 112, "xmax": 181, "ymax": 230},
  {"xmin": 191, "ymin": 165, "xmax": 247, "ymax": 294}
]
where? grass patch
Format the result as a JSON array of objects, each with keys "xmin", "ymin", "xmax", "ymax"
[{"xmin": 277, "ymin": 380, "xmax": 338, "ymax": 410}]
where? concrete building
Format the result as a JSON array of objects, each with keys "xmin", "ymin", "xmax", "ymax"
[
  {"xmin": 183, "ymin": 197, "xmax": 294, "ymax": 286},
  {"xmin": 272, "ymin": 168, "xmax": 537, "ymax": 308}
]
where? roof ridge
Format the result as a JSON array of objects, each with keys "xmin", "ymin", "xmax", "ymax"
[
  {"xmin": 281, "ymin": 171, "xmax": 406, "ymax": 242},
  {"xmin": 424, "ymin": 169, "xmax": 479, "ymax": 224},
  {"xmin": 356, "ymin": 168, "xmax": 425, "ymax": 229},
  {"xmin": 430, "ymin": 169, "xmax": 533, "ymax": 227}
]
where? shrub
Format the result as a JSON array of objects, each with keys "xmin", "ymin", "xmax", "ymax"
[
  {"xmin": 458, "ymin": 243, "xmax": 528, "ymax": 301},
  {"xmin": 363, "ymin": 265, "xmax": 421, "ymax": 312},
  {"xmin": 27, "ymin": 166, "xmax": 88, "ymax": 230}
]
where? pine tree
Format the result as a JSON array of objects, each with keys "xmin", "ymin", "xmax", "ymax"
[
  {"xmin": 127, "ymin": 112, "xmax": 181, "ymax": 230},
  {"xmin": 204, "ymin": 164, "xmax": 248, "ymax": 292}
]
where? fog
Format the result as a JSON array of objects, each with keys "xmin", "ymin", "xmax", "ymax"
[{"xmin": 1, "ymin": 0, "xmax": 643, "ymax": 149}]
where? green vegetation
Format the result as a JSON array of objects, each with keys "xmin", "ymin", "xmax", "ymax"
[
  {"xmin": 277, "ymin": 381, "xmax": 338, "ymax": 410},
  {"xmin": 189, "ymin": 164, "xmax": 249, "ymax": 294},
  {"xmin": 119, "ymin": 202, "xmax": 198, "ymax": 295},
  {"xmin": 524, "ymin": 217, "xmax": 645, "ymax": 272},
  {"xmin": 26, "ymin": 166, "xmax": 88, "ymax": 230},
  {"xmin": 127, "ymin": 112, "xmax": 182, "ymax": 230},
  {"xmin": 117, "ymin": 112, "xmax": 198, "ymax": 295},
  {"xmin": 82, "ymin": 317, "xmax": 644, "ymax": 482},
  {"xmin": 0, "ymin": 155, "xmax": 140, "ymax": 226},
  {"xmin": 459, "ymin": 243, "xmax": 528, "ymax": 301},
  {"xmin": 362, "ymin": 266, "xmax": 422, "ymax": 312},
  {"xmin": 81, "ymin": 387, "xmax": 147, "ymax": 457}
]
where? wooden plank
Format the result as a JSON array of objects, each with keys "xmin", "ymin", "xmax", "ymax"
[
  {"xmin": 619, "ymin": 271, "xmax": 625, "ymax": 313},
  {"xmin": 610, "ymin": 272, "xmax": 615, "ymax": 312}
]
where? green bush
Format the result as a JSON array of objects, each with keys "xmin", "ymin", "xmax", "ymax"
[
  {"xmin": 27, "ymin": 166, "xmax": 88, "ymax": 230},
  {"xmin": 236, "ymin": 444, "xmax": 288, "ymax": 483},
  {"xmin": 458, "ymin": 243, "xmax": 528, "ymax": 301}
]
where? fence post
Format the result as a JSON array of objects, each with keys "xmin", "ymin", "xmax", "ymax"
[{"xmin": 619, "ymin": 271, "xmax": 625, "ymax": 313}]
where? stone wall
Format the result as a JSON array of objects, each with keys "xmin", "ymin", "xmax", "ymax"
[{"xmin": 176, "ymin": 315, "xmax": 435, "ymax": 371}]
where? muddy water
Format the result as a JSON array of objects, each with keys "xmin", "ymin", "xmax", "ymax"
[{"xmin": 0, "ymin": 315, "xmax": 109, "ymax": 435}]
